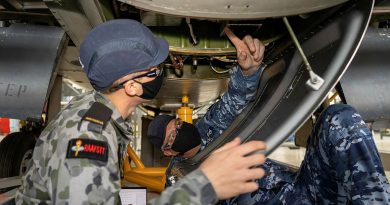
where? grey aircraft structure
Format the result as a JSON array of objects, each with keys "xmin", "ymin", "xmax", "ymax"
[{"xmin": 0, "ymin": 0, "xmax": 390, "ymax": 203}]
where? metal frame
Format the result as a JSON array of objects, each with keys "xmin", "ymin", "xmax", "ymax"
[
  {"xmin": 122, "ymin": 146, "xmax": 167, "ymax": 192},
  {"xmin": 340, "ymin": 27, "xmax": 390, "ymax": 122},
  {"xmin": 45, "ymin": 0, "xmax": 105, "ymax": 47},
  {"xmin": 119, "ymin": 0, "xmax": 347, "ymax": 20},
  {"xmin": 174, "ymin": 0, "xmax": 374, "ymax": 176},
  {"xmin": 0, "ymin": 23, "xmax": 66, "ymax": 121}
]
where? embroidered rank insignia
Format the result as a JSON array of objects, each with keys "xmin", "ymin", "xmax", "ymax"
[
  {"xmin": 81, "ymin": 102, "xmax": 113, "ymax": 133},
  {"xmin": 66, "ymin": 138, "xmax": 109, "ymax": 162}
]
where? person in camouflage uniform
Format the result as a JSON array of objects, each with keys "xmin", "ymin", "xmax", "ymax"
[
  {"xmin": 151, "ymin": 80, "xmax": 390, "ymax": 203},
  {"xmin": 153, "ymin": 58, "xmax": 266, "ymax": 188},
  {"xmin": 15, "ymin": 91, "xmax": 132, "ymax": 204},
  {"xmin": 152, "ymin": 88, "xmax": 390, "ymax": 204},
  {"xmin": 149, "ymin": 26, "xmax": 390, "ymax": 205},
  {"xmin": 221, "ymin": 104, "xmax": 390, "ymax": 205},
  {"xmin": 15, "ymin": 19, "xmax": 267, "ymax": 205}
]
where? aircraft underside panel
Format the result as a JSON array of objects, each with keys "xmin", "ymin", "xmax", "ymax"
[
  {"xmin": 120, "ymin": 0, "xmax": 348, "ymax": 19},
  {"xmin": 340, "ymin": 28, "xmax": 390, "ymax": 122},
  {"xmin": 0, "ymin": 24, "xmax": 66, "ymax": 121},
  {"xmin": 174, "ymin": 0, "xmax": 374, "ymax": 175}
]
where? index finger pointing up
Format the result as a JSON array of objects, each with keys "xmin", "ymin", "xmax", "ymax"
[{"xmin": 224, "ymin": 26, "xmax": 243, "ymax": 48}]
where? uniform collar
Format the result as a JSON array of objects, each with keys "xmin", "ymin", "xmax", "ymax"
[{"xmin": 93, "ymin": 91, "xmax": 133, "ymax": 139}]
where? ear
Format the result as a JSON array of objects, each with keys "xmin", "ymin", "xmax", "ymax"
[{"xmin": 123, "ymin": 80, "xmax": 140, "ymax": 96}]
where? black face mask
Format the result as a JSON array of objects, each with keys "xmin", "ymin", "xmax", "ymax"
[
  {"xmin": 136, "ymin": 74, "xmax": 163, "ymax": 100},
  {"xmin": 171, "ymin": 122, "xmax": 201, "ymax": 154}
]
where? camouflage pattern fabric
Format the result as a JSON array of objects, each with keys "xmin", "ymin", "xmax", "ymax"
[
  {"xmin": 15, "ymin": 91, "xmax": 218, "ymax": 205},
  {"xmin": 196, "ymin": 65, "xmax": 264, "ymax": 150},
  {"xmin": 149, "ymin": 169, "xmax": 218, "ymax": 205},
  {"xmin": 166, "ymin": 65, "xmax": 264, "ymax": 187},
  {"xmin": 166, "ymin": 155, "xmax": 185, "ymax": 187},
  {"xmin": 220, "ymin": 104, "xmax": 390, "ymax": 205},
  {"xmin": 15, "ymin": 91, "xmax": 131, "ymax": 205},
  {"xmin": 166, "ymin": 64, "xmax": 389, "ymax": 204}
]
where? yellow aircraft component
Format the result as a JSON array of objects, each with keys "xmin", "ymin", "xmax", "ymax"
[
  {"xmin": 122, "ymin": 145, "xmax": 167, "ymax": 192},
  {"xmin": 177, "ymin": 96, "xmax": 193, "ymax": 123}
]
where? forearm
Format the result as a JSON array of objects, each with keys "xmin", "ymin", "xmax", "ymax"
[
  {"xmin": 148, "ymin": 169, "xmax": 218, "ymax": 205},
  {"xmin": 196, "ymin": 65, "xmax": 263, "ymax": 148}
]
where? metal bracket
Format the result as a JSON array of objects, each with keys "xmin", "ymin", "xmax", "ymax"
[{"xmin": 283, "ymin": 17, "xmax": 325, "ymax": 91}]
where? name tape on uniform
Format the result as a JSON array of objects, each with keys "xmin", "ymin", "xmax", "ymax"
[{"xmin": 66, "ymin": 138, "xmax": 108, "ymax": 162}]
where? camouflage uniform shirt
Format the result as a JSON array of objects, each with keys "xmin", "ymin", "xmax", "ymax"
[
  {"xmin": 166, "ymin": 64, "xmax": 390, "ymax": 205},
  {"xmin": 16, "ymin": 91, "xmax": 218, "ymax": 205}
]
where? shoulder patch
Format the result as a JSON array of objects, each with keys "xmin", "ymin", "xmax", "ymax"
[
  {"xmin": 81, "ymin": 102, "xmax": 113, "ymax": 133},
  {"xmin": 66, "ymin": 138, "xmax": 108, "ymax": 162}
]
